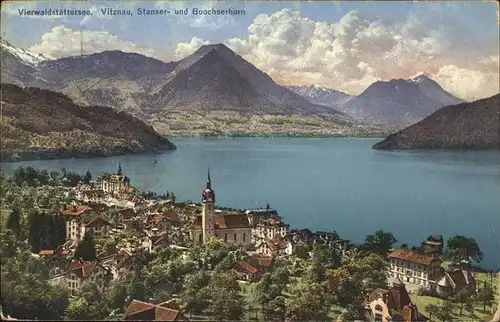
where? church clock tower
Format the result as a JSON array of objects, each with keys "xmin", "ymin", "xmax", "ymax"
[{"xmin": 201, "ymin": 168, "xmax": 216, "ymax": 243}]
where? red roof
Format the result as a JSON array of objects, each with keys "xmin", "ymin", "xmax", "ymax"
[
  {"xmin": 68, "ymin": 260, "xmax": 101, "ymax": 278},
  {"xmin": 39, "ymin": 249, "xmax": 71, "ymax": 256},
  {"xmin": 123, "ymin": 300, "xmax": 184, "ymax": 321},
  {"xmin": 267, "ymin": 237, "xmax": 287, "ymax": 251},
  {"xmin": 389, "ymin": 248, "xmax": 439, "ymax": 266},
  {"xmin": 60, "ymin": 204, "xmax": 90, "ymax": 216},
  {"xmin": 192, "ymin": 213, "xmax": 250, "ymax": 229},
  {"xmin": 233, "ymin": 261, "xmax": 258, "ymax": 274},
  {"xmin": 83, "ymin": 216, "xmax": 111, "ymax": 227}
]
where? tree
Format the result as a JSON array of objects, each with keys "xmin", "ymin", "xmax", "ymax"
[
  {"xmin": 285, "ymin": 281, "xmax": 332, "ymax": 321},
  {"xmin": 83, "ymin": 170, "xmax": 92, "ymax": 184},
  {"xmin": 27, "ymin": 211, "xmax": 42, "ymax": 253},
  {"xmin": 117, "ymin": 164, "xmax": 123, "ymax": 175},
  {"xmin": 74, "ymin": 232, "xmax": 97, "ymax": 261},
  {"xmin": 342, "ymin": 301, "xmax": 368, "ymax": 322},
  {"xmin": 181, "ymin": 271, "xmax": 211, "ymax": 317},
  {"xmin": 434, "ymin": 301, "xmax": 454, "ymax": 322},
  {"xmin": 208, "ymin": 271, "xmax": 245, "ymax": 321},
  {"xmin": 0, "ymin": 231, "xmax": 18, "ymax": 263},
  {"xmin": 452, "ymin": 288, "xmax": 470, "ymax": 315},
  {"xmin": 464, "ymin": 297, "xmax": 475, "ymax": 318},
  {"xmin": 6, "ymin": 207, "xmax": 21, "ymax": 238},
  {"xmin": 425, "ymin": 303, "xmax": 438, "ymax": 320},
  {"xmin": 362, "ymin": 230, "xmax": 397, "ymax": 255},
  {"xmin": 1, "ymin": 261, "xmax": 69, "ymax": 320},
  {"xmin": 65, "ymin": 298, "xmax": 93, "ymax": 320},
  {"xmin": 445, "ymin": 235, "xmax": 483, "ymax": 265},
  {"xmin": 477, "ymin": 286, "xmax": 494, "ymax": 312}
]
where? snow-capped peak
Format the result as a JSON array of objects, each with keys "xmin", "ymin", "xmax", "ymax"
[
  {"xmin": 1, "ymin": 37, "xmax": 52, "ymax": 66},
  {"xmin": 408, "ymin": 73, "xmax": 432, "ymax": 84}
]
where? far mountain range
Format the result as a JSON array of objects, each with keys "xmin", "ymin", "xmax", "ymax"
[{"xmin": 1, "ymin": 38, "xmax": 468, "ymax": 137}]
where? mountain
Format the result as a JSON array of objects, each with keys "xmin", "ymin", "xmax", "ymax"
[
  {"xmin": 150, "ymin": 45, "xmax": 336, "ymax": 115},
  {"xmin": 1, "ymin": 40, "xmax": 391, "ymax": 137},
  {"xmin": 343, "ymin": 75, "xmax": 465, "ymax": 125},
  {"xmin": 372, "ymin": 94, "xmax": 500, "ymax": 150},
  {"xmin": 0, "ymin": 38, "xmax": 51, "ymax": 87},
  {"xmin": 0, "ymin": 84, "xmax": 176, "ymax": 162},
  {"xmin": 287, "ymin": 84, "xmax": 354, "ymax": 111}
]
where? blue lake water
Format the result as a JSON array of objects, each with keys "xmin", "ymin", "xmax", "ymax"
[{"xmin": 3, "ymin": 137, "xmax": 500, "ymax": 270}]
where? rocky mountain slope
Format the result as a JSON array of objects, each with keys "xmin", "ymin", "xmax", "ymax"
[
  {"xmin": 372, "ymin": 94, "xmax": 500, "ymax": 150},
  {"xmin": 287, "ymin": 84, "xmax": 354, "ymax": 111},
  {"xmin": 0, "ymin": 39, "xmax": 391, "ymax": 136},
  {"xmin": 0, "ymin": 84, "xmax": 176, "ymax": 162},
  {"xmin": 343, "ymin": 75, "xmax": 464, "ymax": 125}
]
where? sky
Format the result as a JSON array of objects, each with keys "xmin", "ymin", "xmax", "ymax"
[{"xmin": 1, "ymin": 0, "xmax": 499, "ymax": 101}]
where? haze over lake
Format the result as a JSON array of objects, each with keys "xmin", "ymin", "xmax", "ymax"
[{"xmin": 3, "ymin": 137, "xmax": 499, "ymax": 270}]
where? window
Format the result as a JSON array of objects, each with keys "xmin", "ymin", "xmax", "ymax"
[
  {"xmin": 234, "ymin": 233, "xmax": 237, "ymax": 241},
  {"xmin": 243, "ymin": 233, "xmax": 246, "ymax": 242},
  {"xmin": 375, "ymin": 313, "xmax": 383, "ymax": 322},
  {"xmin": 375, "ymin": 305, "xmax": 383, "ymax": 311},
  {"xmin": 198, "ymin": 234, "xmax": 202, "ymax": 243},
  {"xmin": 224, "ymin": 233, "xmax": 228, "ymax": 242}
]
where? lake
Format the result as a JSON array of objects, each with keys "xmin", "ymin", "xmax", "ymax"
[{"xmin": 2, "ymin": 137, "xmax": 500, "ymax": 270}]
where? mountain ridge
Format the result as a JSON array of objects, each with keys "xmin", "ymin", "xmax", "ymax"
[
  {"xmin": 343, "ymin": 74, "xmax": 465, "ymax": 125},
  {"xmin": 0, "ymin": 83, "xmax": 176, "ymax": 162},
  {"xmin": 372, "ymin": 94, "xmax": 500, "ymax": 150}
]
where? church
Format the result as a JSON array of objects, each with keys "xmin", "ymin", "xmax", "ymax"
[{"xmin": 189, "ymin": 170, "xmax": 253, "ymax": 246}]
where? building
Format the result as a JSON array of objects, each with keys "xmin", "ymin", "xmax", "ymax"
[
  {"xmin": 245, "ymin": 204, "xmax": 281, "ymax": 226},
  {"xmin": 253, "ymin": 218, "xmax": 289, "ymax": 243},
  {"xmin": 256, "ymin": 236, "xmax": 293, "ymax": 257},
  {"xmin": 436, "ymin": 270, "xmax": 477, "ymax": 298},
  {"xmin": 38, "ymin": 249, "xmax": 73, "ymax": 275},
  {"xmin": 113, "ymin": 249, "xmax": 148, "ymax": 276},
  {"xmin": 189, "ymin": 170, "xmax": 252, "ymax": 246},
  {"xmin": 96, "ymin": 165, "xmax": 130, "ymax": 195},
  {"xmin": 123, "ymin": 300, "xmax": 188, "ymax": 321},
  {"xmin": 232, "ymin": 255, "xmax": 275, "ymax": 282},
  {"xmin": 421, "ymin": 234, "xmax": 444, "ymax": 255},
  {"xmin": 388, "ymin": 248, "xmax": 443, "ymax": 292},
  {"xmin": 366, "ymin": 278, "xmax": 427, "ymax": 322},
  {"xmin": 49, "ymin": 260, "xmax": 111, "ymax": 296},
  {"xmin": 60, "ymin": 203, "xmax": 93, "ymax": 241}
]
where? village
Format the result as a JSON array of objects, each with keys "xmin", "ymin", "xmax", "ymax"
[{"xmin": 0, "ymin": 166, "xmax": 498, "ymax": 322}]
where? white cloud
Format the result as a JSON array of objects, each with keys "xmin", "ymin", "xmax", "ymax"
[
  {"xmin": 29, "ymin": 26, "xmax": 162, "ymax": 60},
  {"xmin": 174, "ymin": 37, "xmax": 210, "ymax": 59},
  {"xmin": 155, "ymin": 0, "xmax": 246, "ymax": 30},
  {"xmin": 221, "ymin": 8, "xmax": 498, "ymax": 100},
  {"xmin": 432, "ymin": 64, "xmax": 499, "ymax": 101}
]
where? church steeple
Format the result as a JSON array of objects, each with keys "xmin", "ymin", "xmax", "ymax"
[{"xmin": 206, "ymin": 168, "xmax": 211, "ymax": 190}]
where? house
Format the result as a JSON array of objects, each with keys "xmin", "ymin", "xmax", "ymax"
[
  {"xmin": 145, "ymin": 211, "xmax": 179, "ymax": 232},
  {"xmin": 96, "ymin": 173, "xmax": 129, "ymax": 195},
  {"xmin": 421, "ymin": 234, "xmax": 444, "ymax": 255},
  {"xmin": 253, "ymin": 218, "xmax": 289, "ymax": 244},
  {"xmin": 81, "ymin": 216, "xmax": 111, "ymax": 239},
  {"xmin": 366, "ymin": 278, "xmax": 428, "ymax": 322},
  {"xmin": 388, "ymin": 248, "xmax": 443, "ymax": 292},
  {"xmin": 146, "ymin": 233, "xmax": 169, "ymax": 253},
  {"xmin": 233, "ymin": 261, "xmax": 260, "ymax": 282},
  {"xmin": 190, "ymin": 171, "xmax": 252, "ymax": 246},
  {"xmin": 123, "ymin": 299, "xmax": 188, "ymax": 321},
  {"xmin": 38, "ymin": 249, "xmax": 73, "ymax": 275},
  {"xmin": 59, "ymin": 203, "xmax": 93, "ymax": 241},
  {"xmin": 49, "ymin": 260, "xmax": 111, "ymax": 296},
  {"xmin": 113, "ymin": 249, "xmax": 148, "ymax": 276},
  {"xmin": 256, "ymin": 236, "xmax": 293, "ymax": 257},
  {"xmin": 436, "ymin": 270, "xmax": 477, "ymax": 298},
  {"xmin": 245, "ymin": 203, "xmax": 281, "ymax": 226}
]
